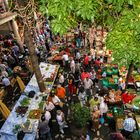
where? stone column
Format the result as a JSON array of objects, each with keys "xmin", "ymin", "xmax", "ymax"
[{"xmin": 11, "ymin": 19, "xmax": 24, "ymax": 52}]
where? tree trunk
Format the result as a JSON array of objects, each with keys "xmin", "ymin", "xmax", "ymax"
[
  {"xmin": 125, "ymin": 61, "xmax": 134, "ymax": 89},
  {"xmin": 24, "ymin": 25, "xmax": 46, "ymax": 92}
]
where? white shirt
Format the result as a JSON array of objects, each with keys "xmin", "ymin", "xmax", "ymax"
[
  {"xmin": 59, "ymin": 75, "xmax": 64, "ymax": 84},
  {"xmin": 52, "ymin": 95, "xmax": 61, "ymax": 105},
  {"xmin": 76, "ymin": 52, "xmax": 81, "ymax": 59},
  {"xmin": 70, "ymin": 60, "xmax": 75, "ymax": 68},
  {"xmin": 56, "ymin": 112, "xmax": 64, "ymax": 125},
  {"xmin": 62, "ymin": 54, "xmax": 69, "ymax": 61},
  {"xmin": 45, "ymin": 111, "xmax": 51, "ymax": 122},
  {"xmin": 46, "ymin": 102, "xmax": 55, "ymax": 111},
  {"xmin": 84, "ymin": 79, "xmax": 93, "ymax": 89}
]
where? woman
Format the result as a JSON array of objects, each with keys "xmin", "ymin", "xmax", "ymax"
[
  {"xmin": 91, "ymin": 106, "xmax": 101, "ymax": 136},
  {"xmin": 99, "ymin": 97, "xmax": 108, "ymax": 121}
]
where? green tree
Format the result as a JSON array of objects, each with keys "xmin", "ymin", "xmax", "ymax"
[{"xmin": 106, "ymin": 4, "xmax": 140, "ymax": 86}]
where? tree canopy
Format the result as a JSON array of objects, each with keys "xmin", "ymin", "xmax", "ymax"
[
  {"xmin": 106, "ymin": 1, "xmax": 140, "ymax": 68},
  {"xmin": 38, "ymin": 0, "xmax": 140, "ymax": 68},
  {"xmin": 38, "ymin": 0, "xmax": 140, "ymax": 35}
]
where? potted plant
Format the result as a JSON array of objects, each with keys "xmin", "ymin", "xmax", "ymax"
[{"xmin": 70, "ymin": 103, "xmax": 90, "ymax": 136}]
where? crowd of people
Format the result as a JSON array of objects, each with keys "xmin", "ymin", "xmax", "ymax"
[
  {"xmin": 37, "ymin": 27, "xmax": 138, "ymax": 140},
  {"xmin": 0, "ymin": 18, "xmax": 139, "ymax": 140}
]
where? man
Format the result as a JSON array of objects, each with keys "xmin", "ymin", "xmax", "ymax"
[
  {"xmin": 2, "ymin": 76, "xmax": 13, "ymax": 95},
  {"xmin": 58, "ymin": 73, "xmax": 64, "ymax": 86},
  {"xmin": 45, "ymin": 101, "xmax": 55, "ymax": 112},
  {"xmin": 38, "ymin": 115, "xmax": 52, "ymax": 140},
  {"xmin": 121, "ymin": 113, "xmax": 136, "ymax": 138},
  {"xmin": 84, "ymin": 54, "xmax": 89, "ymax": 70},
  {"xmin": 84, "ymin": 77, "xmax": 93, "ymax": 97},
  {"xmin": 56, "ymin": 110, "xmax": 68, "ymax": 134},
  {"xmin": 70, "ymin": 57, "xmax": 75, "ymax": 74},
  {"xmin": 62, "ymin": 52, "xmax": 69, "ymax": 71},
  {"xmin": 56, "ymin": 85, "xmax": 66, "ymax": 101}
]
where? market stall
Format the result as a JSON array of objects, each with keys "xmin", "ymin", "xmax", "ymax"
[
  {"xmin": 101, "ymin": 64, "xmax": 119, "ymax": 89},
  {"xmin": 0, "ymin": 62, "xmax": 59, "ymax": 140}
]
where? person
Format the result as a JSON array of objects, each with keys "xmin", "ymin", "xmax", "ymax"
[
  {"xmin": 108, "ymin": 126, "xmax": 125, "ymax": 140},
  {"xmin": 2, "ymin": 76, "xmax": 13, "ymax": 95},
  {"xmin": 70, "ymin": 57, "xmax": 75, "ymax": 74},
  {"xmin": 56, "ymin": 84, "xmax": 66, "ymax": 101},
  {"xmin": 90, "ymin": 47, "xmax": 96, "ymax": 61},
  {"xmin": 88, "ymin": 53, "xmax": 92, "ymax": 67},
  {"xmin": 91, "ymin": 106, "xmax": 101, "ymax": 136},
  {"xmin": 78, "ymin": 87, "xmax": 87, "ymax": 106},
  {"xmin": 44, "ymin": 111, "xmax": 51, "ymax": 123},
  {"xmin": 95, "ymin": 58, "xmax": 101, "ymax": 71},
  {"xmin": 38, "ymin": 115, "xmax": 52, "ymax": 140},
  {"xmin": 58, "ymin": 73, "xmax": 64, "ymax": 86},
  {"xmin": 89, "ymin": 95, "xmax": 100, "ymax": 112},
  {"xmin": 45, "ymin": 101, "xmax": 55, "ymax": 112},
  {"xmin": 62, "ymin": 52, "xmax": 69, "ymax": 71},
  {"xmin": 84, "ymin": 54, "xmax": 89, "ymax": 70},
  {"xmin": 90, "ymin": 70, "xmax": 96, "ymax": 84},
  {"xmin": 50, "ymin": 93, "xmax": 61, "ymax": 110},
  {"xmin": 118, "ymin": 76, "xmax": 126, "ymax": 90},
  {"xmin": 99, "ymin": 97, "xmax": 108, "ymax": 121},
  {"xmin": 76, "ymin": 50, "xmax": 81, "ymax": 62},
  {"xmin": 121, "ymin": 113, "xmax": 136, "ymax": 139},
  {"xmin": 56, "ymin": 110, "xmax": 68, "ymax": 134},
  {"xmin": 83, "ymin": 77, "xmax": 93, "ymax": 97}
]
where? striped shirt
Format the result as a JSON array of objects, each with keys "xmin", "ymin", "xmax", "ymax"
[{"xmin": 123, "ymin": 118, "xmax": 135, "ymax": 132}]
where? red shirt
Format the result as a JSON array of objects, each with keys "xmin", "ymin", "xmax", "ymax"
[
  {"xmin": 84, "ymin": 56, "xmax": 89, "ymax": 65},
  {"xmin": 81, "ymin": 72, "xmax": 90, "ymax": 81},
  {"xmin": 95, "ymin": 60, "xmax": 100, "ymax": 66}
]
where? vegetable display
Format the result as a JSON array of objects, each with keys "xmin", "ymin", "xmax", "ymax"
[{"xmin": 20, "ymin": 98, "xmax": 30, "ymax": 107}]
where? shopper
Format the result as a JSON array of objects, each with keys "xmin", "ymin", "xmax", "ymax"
[
  {"xmin": 91, "ymin": 106, "xmax": 101, "ymax": 136},
  {"xmin": 121, "ymin": 113, "xmax": 136, "ymax": 139},
  {"xmin": 58, "ymin": 73, "xmax": 64, "ymax": 86},
  {"xmin": 62, "ymin": 52, "xmax": 69, "ymax": 71},
  {"xmin": 56, "ymin": 110, "xmax": 68, "ymax": 134},
  {"xmin": 56, "ymin": 84, "xmax": 66, "ymax": 102},
  {"xmin": 83, "ymin": 77, "xmax": 93, "ymax": 98},
  {"xmin": 38, "ymin": 115, "xmax": 52, "ymax": 140},
  {"xmin": 70, "ymin": 57, "xmax": 75, "ymax": 74}
]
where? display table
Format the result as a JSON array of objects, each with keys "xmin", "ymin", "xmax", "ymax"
[{"xmin": 0, "ymin": 62, "xmax": 59, "ymax": 140}]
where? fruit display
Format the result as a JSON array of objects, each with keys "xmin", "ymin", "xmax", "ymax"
[
  {"xmin": 109, "ymin": 78, "xmax": 115, "ymax": 84},
  {"xmin": 20, "ymin": 97, "xmax": 30, "ymax": 107},
  {"xmin": 107, "ymin": 69, "xmax": 112, "ymax": 73},
  {"xmin": 28, "ymin": 109, "xmax": 41, "ymax": 119},
  {"xmin": 15, "ymin": 106, "xmax": 28, "ymax": 116}
]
